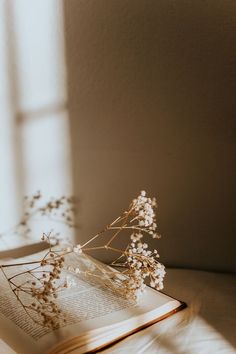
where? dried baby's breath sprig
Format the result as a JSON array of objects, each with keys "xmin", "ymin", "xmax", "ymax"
[
  {"xmin": 0, "ymin": 190, "xmax": 165, "ymax": 328},
  {"xmin": 69, "ymin": 190, "xmax": 165, "ymax": 300},
  {"xmin": 0, "ymin": 232, "xmax": 72, "ymax": 328},
  {"xmin": 0, "ymin": 191, "xmax": 76, "ymax": 240}
]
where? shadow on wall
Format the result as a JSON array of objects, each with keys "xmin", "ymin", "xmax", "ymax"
[{"xmin": 64, "ymin": 0, "xmax": 236, "ymax": 273}]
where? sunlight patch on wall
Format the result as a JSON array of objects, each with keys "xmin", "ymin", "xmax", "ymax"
[
  {"xmin": 0, "ymin": 0, "xmax": 72, "ymax": 249},
  {"xmin": 0, "ymin": 1, "xmax": 21, "ymax": 234},
  {"xmin": 21, "ymin": 111, "xmax": 72, "ymax": 195},
  {"xmin": 12, "ymin": 0, "xmax": 67, "ymax": 111}
]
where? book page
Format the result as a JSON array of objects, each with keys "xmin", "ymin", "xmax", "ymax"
[
  {"xmin": 0, "ymin": 251, "xmax": 179, "ymax": 354},
  {"xmin": 0, "ymin": 272, "xmax": 134, "ymax": 339},
  {"xmin": 0, "ymin": 252, "xmax": 136, "ymax": 354}
]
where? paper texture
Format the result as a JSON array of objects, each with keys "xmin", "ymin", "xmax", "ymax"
[{"xmin": 0, "ymin": 251, "xmax": 181, "ymax": 354}]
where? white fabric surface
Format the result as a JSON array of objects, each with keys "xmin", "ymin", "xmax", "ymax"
[{"xmin": 101, "ymin": 268, "xmax": 236, "ymax": 354}]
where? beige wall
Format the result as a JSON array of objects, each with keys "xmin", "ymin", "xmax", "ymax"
[{"xmin": 64, "ymin": 0, "xmax": 236, "ymax": 272}]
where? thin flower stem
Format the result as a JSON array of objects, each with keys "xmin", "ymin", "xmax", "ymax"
[
  {"xmin": 80, "ymin": 230, "xmax": 105, "ymax": 248},
  {"xmin": 110, "ymin": 216, "xmax": 122, "ymax": 226},
  {"xmin": 81, "ymin": 211, "xmax": 131, "ymax": 249},
  {"xmin": 82, "ymin": 246, "xmax": 105, "ymax": 252},
  {"xmin": 110, "ymin": 225, "xmax": 151, "ymax": 234},
  {"xmin": 8, "ymin": 265, "xmax": 40, "ymax": 281},
  {"xmin": 110, "ymin": 263, "xmax": 126, "ymax": 267},
  {"xmin": 0, "ymin": 267, "xmax": 33, "ymax": 322},
  {"xmin": 105, "ymin": 227, "xmax": 123, "ymax": 247},
  {"xmin": 111, "ymin": 245, "xmax": 129, "ymax": 265},
  {"xmin": 106, "ymin": 246, "xmax": 123, "ymax": 254},
  {"xmin": 0, "ymin": 250, "xmax": 71, "ymax": 269},
  {"xmin": 0, "ymin": 260, "xmax": 42, "ymax": 268},
  {"xmin": 106, "ymin": 208, "xmax": 133, "ymax": 246}
]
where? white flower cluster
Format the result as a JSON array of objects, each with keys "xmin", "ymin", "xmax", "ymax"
[
  {"xmin": 132, "ymin": 190, "xmax": 160, "ymax": 239},
  {"xmin": 28, "ymin": 252, "xmax": 66, "ymax": 328},
  {"xmin": 124, "ymin": 241, "xmax": 165, "ymax": 299},
  {"xmin": 123, "ymin": 191, "xmax": 165, "ymax": 299}
]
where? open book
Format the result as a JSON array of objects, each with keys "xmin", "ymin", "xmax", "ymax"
[{"xmin": 0, "ymin": 251, "xmax": 185, "ymax": 354}]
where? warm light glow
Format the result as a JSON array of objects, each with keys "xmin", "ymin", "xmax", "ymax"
[{"xmin": 0, "ymin": 0, "xmax": 72, "ymax": 249}]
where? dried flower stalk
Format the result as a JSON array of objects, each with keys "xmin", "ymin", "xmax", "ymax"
[
  {"xmin": 0, "ymin": 233, "xmax": 72, "ymax": 328},
  {"xmin": 0, "ymin": 191, "xmax": 76, "ymax": 242},
  {"xmin": 0, "ymin": 191, "xmax": 165, "ymax": 329}
]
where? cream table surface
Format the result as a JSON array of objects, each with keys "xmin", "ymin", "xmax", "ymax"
[{"xmin": 100, "ymin": 268, "xmax": 236, "ymax": 354}]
